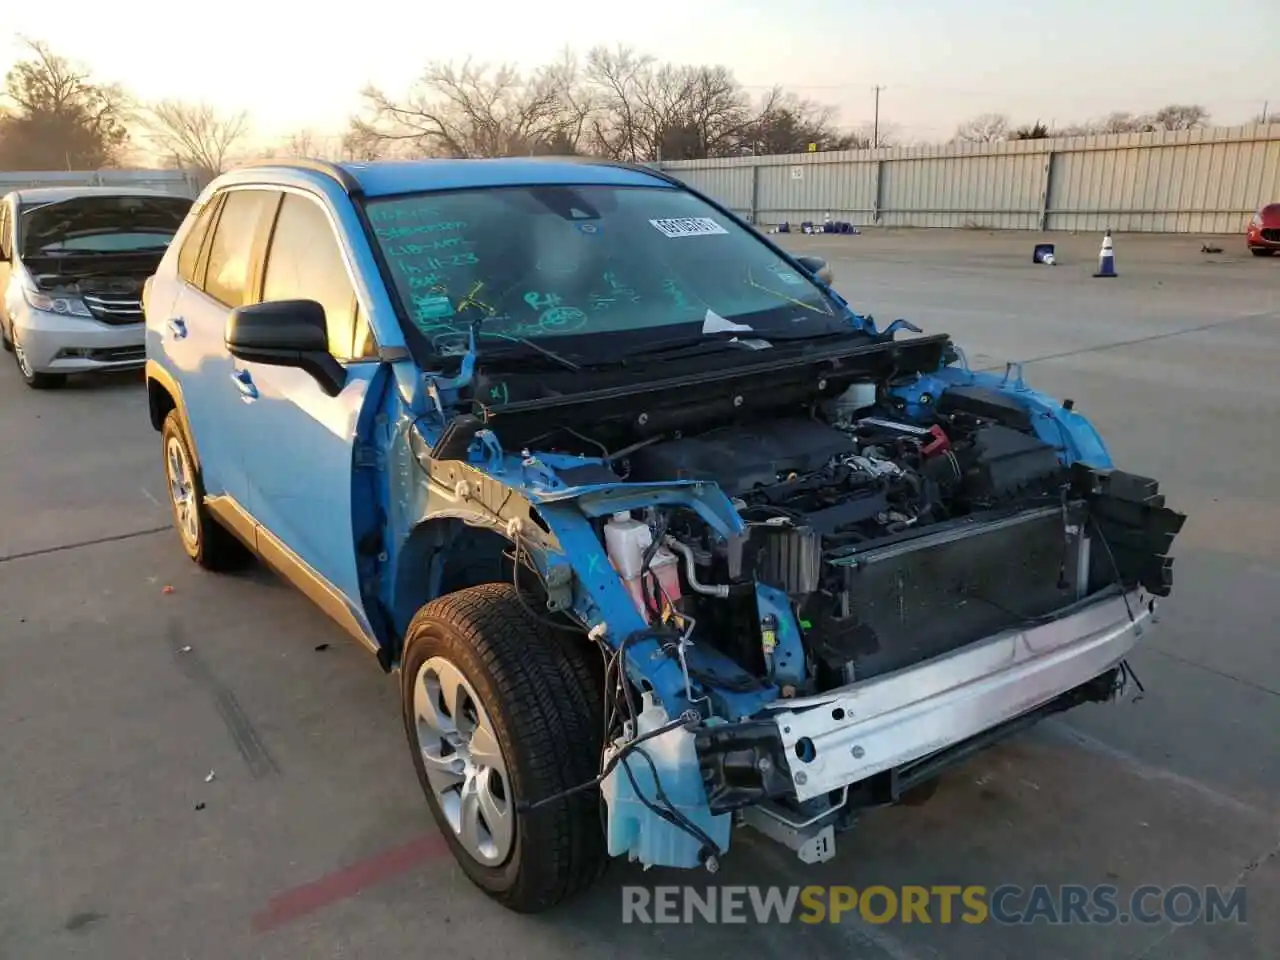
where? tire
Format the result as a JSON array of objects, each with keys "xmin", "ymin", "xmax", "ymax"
[
  {"xmin": 1251, "ymin": 248, "xmax": 1275, "ymax": 257},
  {"xmin": 12, "ymin": 334, "xmax": 66, "ymax": 389},
  {"xmin": 401, "ymin": 582, "xmax": 606, "ymax": 912},
  {"xmin": 160, "ymin": 410, "xmax": 253, "ymax": 571},
  {"xmin": 1, "ymin": 320, "xmax": 12, "ymax": 353}
]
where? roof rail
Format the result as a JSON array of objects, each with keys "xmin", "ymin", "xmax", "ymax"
[
  {"xmin": 235, "ymin": 157, "xmax": 363, "ymax": 195},
  {"xmin": 526, "ymin": 154, "xmax": 680, "ymax": 184}
]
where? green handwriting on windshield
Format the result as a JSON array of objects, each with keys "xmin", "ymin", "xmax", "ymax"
[
  {"xmin": 377, "ymin": 222, "xmax": 470, "ymax": 243},
  {"xmin": 369, "ymin": 203, "xmax": 442, "ymax": 224},
  {"xmin": 589, "ymin": 271, "xmax": 641, "ymax": 312},
  {"xmin": 745, "ymin": 268, "xmax": 835, "ymax": 315}
]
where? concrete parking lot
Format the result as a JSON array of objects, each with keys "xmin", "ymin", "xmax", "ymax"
[{"xmin": 1, "ymin": 228, "xmax": 1277, "ymax": 959}]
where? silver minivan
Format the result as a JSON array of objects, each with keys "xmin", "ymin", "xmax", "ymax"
[{"xmin": 0, "ymin": 186, "xmax": 191, "ymax": 388}]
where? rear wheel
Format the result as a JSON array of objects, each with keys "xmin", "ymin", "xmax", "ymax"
[
  {"xmin": 401, "ymin": 583, "xmax": 606, "ymax": 912},
  {"xmin": 1251, "ymin": 248, "xmax": 1275, "ymax": 257},
  {"xmin": 161, "ymin": 410, "xmax": 252, "ymax": 571}
]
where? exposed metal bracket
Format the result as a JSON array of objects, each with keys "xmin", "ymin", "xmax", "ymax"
[{"xmin": 740, "ymin": 801, "xmax": 839, "ymax": 864}]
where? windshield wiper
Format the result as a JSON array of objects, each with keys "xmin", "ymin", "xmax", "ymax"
[
  {"xmin": 608, "ymin": 333, "xmax": 750, "ymax": 364},
  {"xmin": 607, "ymin": 328, "xmax": 860, "ymax": 366},
  {"xmin": 756, "ymin": 329, "xmax": 863, "ymax": 344},
  {"xmin": 474, "ymin": 333, "xmax": 583, "ymax": 372}
]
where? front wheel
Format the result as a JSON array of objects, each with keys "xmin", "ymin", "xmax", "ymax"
[
  {"xmin": 1251, "ymin": 248, "xmax": 1275, "ymax": 257},
  {"xmin": 12, "ymin": 334, "xmax": 65, "ymax": 389},
  {"xmin": 401, "ymin": 583, "xmax": 606, "ymax": 912}
]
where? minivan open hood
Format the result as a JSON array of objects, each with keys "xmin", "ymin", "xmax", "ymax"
[{"xmin": 20, "ymin": 194, "xmax": 192, "ymax": 258}]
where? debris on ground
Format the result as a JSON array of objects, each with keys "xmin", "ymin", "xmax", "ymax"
[
  {"xmin": 314, "ymin": 642, "xmax": 330, "ymax": 652},
  {"xmin": 162, "ymin": 585, "xmax": 175, "ymax": 595},
  {"xmin": 205, "ymin": 770, "xmax": 216, "ymax": 783},
  {"xmin": 194, "ymin": 801, "xmax": 206, "ymax": 811}
]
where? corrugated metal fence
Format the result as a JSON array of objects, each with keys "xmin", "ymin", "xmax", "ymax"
[
  {"xmin": 0, "ymin": 168, "xmax": 200, "ymax": 198},
  {"xmin": 655, "ymin": 124, "xmax": 1280, "ymax": 234}
]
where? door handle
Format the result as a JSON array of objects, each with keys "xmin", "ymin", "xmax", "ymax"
[
  {"xmin": 167, "ymin": 317, "xmax": 188, "ymax": 339},
  {"xmin": 231, "ymin": 369, "xmax": 258, "ymax": 402}
]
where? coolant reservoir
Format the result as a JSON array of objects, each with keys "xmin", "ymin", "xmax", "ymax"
[
  {"xmin": 604, "ymin": 512, "xmax": 651, "ymax": 579},
  {"xmin": 604, "ymin": 512, "xmax": 683, "ymax": 619}
]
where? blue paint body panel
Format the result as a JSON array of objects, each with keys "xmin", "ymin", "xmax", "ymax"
[
  {"xmin": 888, "ymin": 359, "xmax": 1113, "ymax": 469},
  {"xmin": 146, "ymin": 158, "xmax": 1124, "ymax": 873}
]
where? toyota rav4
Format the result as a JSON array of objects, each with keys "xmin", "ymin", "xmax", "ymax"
[{"xmin": 143, "ymin": 158, "xmax": 1185, "ymax": 913}]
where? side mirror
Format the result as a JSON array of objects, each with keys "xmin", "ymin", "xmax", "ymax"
[
  {"xmin": 225, "ymin": 299, "xmax": 346, "ymax": 397},
  {"xmin": 794, "ymin": 255, "xmax": 835, "ymax": 286}
]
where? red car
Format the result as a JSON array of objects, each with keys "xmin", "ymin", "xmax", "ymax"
[{"xmin": 1247, "ymin": 203, "xmax": 1280, "ymax": 256}]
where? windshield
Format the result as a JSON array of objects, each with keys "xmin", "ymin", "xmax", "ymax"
[
  {"xmin": 19, "ymin": 196, "xmax": 189, "ymax": 256},
  {"xmin": 364, "ymin": 184, "xmax": 850, "ymax": 359},
  {"xmin": 23, "ymin": 230, "xmax": 176, "ymax": 253}
]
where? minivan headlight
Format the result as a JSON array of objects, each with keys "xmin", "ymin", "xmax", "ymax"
[{"xmin": 23, "ymin": 287, "xmax": 93, "ymax": 317}]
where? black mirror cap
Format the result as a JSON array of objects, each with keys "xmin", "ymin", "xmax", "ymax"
[
  {"xmin": 795, "ymin": 255, "xmax": 835, "ymax": 285},
  {"xmin": 226, "ymin": 299, "xmax": 329, "ymax": 354},
  {"xmin": 225, "ymin": 299, "xmax": 345, "ymax": 397}
]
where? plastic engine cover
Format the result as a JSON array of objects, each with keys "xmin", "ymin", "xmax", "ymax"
[{"xmin": 601, "ymin": 695, "xmax": 732, "ymax": 868}]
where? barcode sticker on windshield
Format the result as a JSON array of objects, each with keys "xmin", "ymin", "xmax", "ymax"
[{"xmin": 649, "ymin": 217, "xmax": 729, "ymax": 238}]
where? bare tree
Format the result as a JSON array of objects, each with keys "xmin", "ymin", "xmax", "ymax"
[
  {"xmin": 745, "ymin": 87, "xmax": 864, "ymax": 154},
  {"xmin": 141, "ymin": 100, "xmax": 249, "ymax": 178},
  {"xmin": 541, "ymin": 49, "xmax": 597, "ymax": 155},
  {"xmin": 279, "ymin": 129, "xmax": 323, "ymax": 158},
  {"xmin": 952, "ymin": 112, "xmax": 1010, "ymax": 143},
  {"xmin": 352, "ymin": 45, "xmax": 860, "ymax": 163},
  {"xmin": 1151, "ymin": 104, "xmax": 1210, "ymax": 130},
  {"xmin": 584, "ymin": 51, "xmax": 754, "ymax": 160},
  {"xmin": 1011, "ymin": 120, "xmax": 1050, "ymax": 140},
  {"xmin": 340, "ymin": 122, "xmax": 391, "ymax": 161},
  {"xmin": 584, "ymin": 45, "xmax": 652, "ymax": 161},
  {"xmin": 353, "ymin": 58, "xmax": 585, "ymax": 158},
  {"xmin": 1059, "ymin": 105, "xmax": 1210, "ymax": 137},
  {"xmin": 0, "ymin": 39, "xmax": 129, "ymax": 169},
  {"xmin": 1099, "ymin": 111, "xmax": 1154, "ymax": 134}
]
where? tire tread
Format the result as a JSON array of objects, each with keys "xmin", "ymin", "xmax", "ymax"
[{"xmin": 404, "ymin": 583, "xmax": 605, "ymax": 911}]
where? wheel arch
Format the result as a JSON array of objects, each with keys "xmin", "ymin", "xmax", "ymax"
[
  {"xmin": 391, "ymin": 518, "xmax": 515, "ymax": 647},
  {"xmin": 146, "ymin": 361, "xmax": 201, "ymax": 474}
]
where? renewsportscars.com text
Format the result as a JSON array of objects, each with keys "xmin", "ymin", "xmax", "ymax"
[{"xmin": 621, "ymin": 884, "xmax": 1247, "ymax": 926}]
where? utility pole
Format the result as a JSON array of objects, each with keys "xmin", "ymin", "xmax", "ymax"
[
  {"xmin": 871, "ymin": 85, "xmax": 887, "ymax": 148},
  {"xmin": 1263, "ymin": 101, "xmax": 1270, "ymax": 124}
]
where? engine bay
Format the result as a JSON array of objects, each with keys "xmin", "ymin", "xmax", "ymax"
[
  {"xmin": 519, "ymin": 375, "xmax": 1180, "ymax": 705},
  {"xmin": 417, "ymin": 327, "xmax": 1188, "ymax": 874}
]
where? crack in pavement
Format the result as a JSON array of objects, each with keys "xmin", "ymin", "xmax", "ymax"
[
  {"xmin": 0, "ymin": 525, "xmax": 172, "ymax": 565},
  {"xmin": 974, "ymin": 309, "xmax": 1279, "ymax": 372},
  {"xmin": 1128, "ymin": 832, "xmax": 1280, "ymax": 959},
  {"xmin": 1146, "ymin": 645, "xmax": 1280, "ymax": 699},
  {"xmin": 1044, "ymin": 723, "xmax": 1274, "ymax": 824}
]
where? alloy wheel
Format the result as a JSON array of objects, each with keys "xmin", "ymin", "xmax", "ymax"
[{"xmin": 413, "ymin": 656, "xmax": 515, "ymax": 866}]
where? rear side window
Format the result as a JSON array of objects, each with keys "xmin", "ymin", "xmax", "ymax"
[
  {"xmin": 204, "ymin": 190, "xmax": 277, "ymax": 307},
  {"xmin": 261, "ymin": 193, "xmax": 369, "ymax": 360},
  {"xmin": 177, "ymin": 196, "xmax": 221, "ymax": 285}
]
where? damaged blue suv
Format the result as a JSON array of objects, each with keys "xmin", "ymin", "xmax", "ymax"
[{"xmin": 144, "ymin": 158, "xmax": 1185, "ymax": 912}]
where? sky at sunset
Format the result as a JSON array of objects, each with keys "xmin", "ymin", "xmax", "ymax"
[{"xmin": 5, "ymin": 0, "xmax": 1276, "ymax": 147}]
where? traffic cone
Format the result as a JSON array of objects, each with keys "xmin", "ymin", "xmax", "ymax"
[{"xmin": 1093, "ymin": 229, "xmax": 1117, "ymax": 278}]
